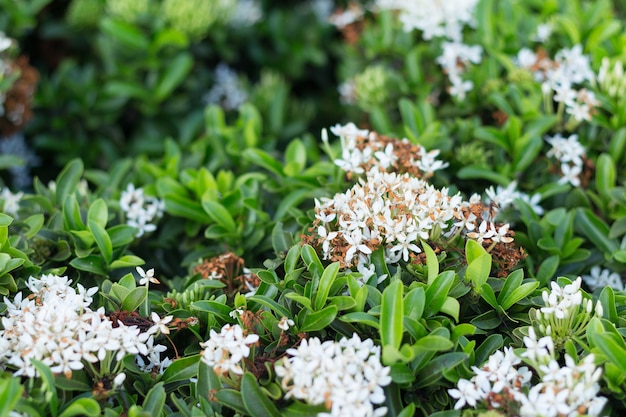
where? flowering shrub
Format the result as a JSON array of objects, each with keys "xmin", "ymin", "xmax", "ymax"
[{"xmin": 1, "ymin": 0, "xmax": 626, "ymax": 416}]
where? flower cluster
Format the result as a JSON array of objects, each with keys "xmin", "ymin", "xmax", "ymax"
[
  {"xmin": 545, "ymin": 133, "xmax": 586, "ymax": 187},
  {"xmin": 203, "ymin": 63, "xmax": 248, "ymax": 111},
  {"xmin": 376, "ymin": 0, "xmax": 479, "ymax": 41},
  {"xmin": 376, "ymin": 0, "xmax": 482, "ymax": 99},
  {"xmin": 328, "ymin": 2, "xmax": 364, "ymax": 30},
  {"xmin": 0, "ymin": 187, "xmax": 23, "ymax": 217},
  {"xmin": 199, "ymin": 324, "xmax": 259, "ymax": 375},
  {"xmin": 515, "ymin": 45, "xmax": 598, "ymax": 123},
  {"xmin": 449, "ymin": 333, "xmax": 607, "ymax": 416},
  {"xmin": 329, "ymin": 123, "xmax": 449, "ymax": 179},
  {"xmin": 306, "ymin": 169, "xmax": 519, "ymax": 277},
  {"xmin": 0, "ymin": 274, "xmax": 161, "ymax": 378},
  {"xmin": 119, "ymin": 183, "xmax": 165, "ymax": 237},
  {"xmin": 275, "ymin": 333, "xmax": 391, "ymax": 417},
  {"xmin": 582, "ymin": 265, "xmax": 624, "ymax": 292},
  {"xmin": 531, "ymin": 277, "xmax": 603, "ymax": 351},
  {"xmin": 485, "ymin": 180, "xmax": 544, "ymax": 216}
]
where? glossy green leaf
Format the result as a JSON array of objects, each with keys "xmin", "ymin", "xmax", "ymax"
[
  {"xmin": 241, "ymin": 372, "xmax": 281, "ymax": 417},
  {"xmin": 575, "ymin": 208, "xmax": 618, "ymax": 253},
  {"xmin": 197, "ymin": 361, "xmax": 222, "ymax": 403},
  {"xmin": 314, "ymin": 262, "xmax": 339, "ymax": 311},
  {"xmin": 142, "ymin": 382, "xmax": 166, "ymax": 416},
  {"xmin": 339, "ymin": 312, "xmax": 380, "ymax": 329},
  {"xmin": 424, "ymin": 271, "xmax": 455, "ymax": 317},
  {"xmin": 201, "ymin": 199, "xmax": 237, "ymax": 232},
  {"xmin": 58, "ymin": 399, "xmax": 100, "ymax": 417},
  {"xmin": 88, "ymin": 220, "xmax": 113, "ymax": 265},
  {"xmin": 215, "ymin": 389, "xmax": 247, "ymax": 415},
  {"xmin": 87, "ymin": 198, "xmax": 108, "ymax": 229},
  {"xmin": 121, "ymin": 287, "xmax": 148, "ymax": 312},
  {"xmin": 160, "ymin": 355, "xmax": 200, "ymax": 384},
  {"xmin": 381, "ymin": 279, "xmax": 403, "ymax": 348},
  {"xmin": 299, "ymin": 305, "xmax": 338, "ymax": 333},
  {"xmin": 422, "ymin": 240, "xmax": 438, "ymax": 285},
  {"xmin": 55, "ymin": 159, "xmax": 84, "ymax": 207},
  {"xmin": 154, "ymin": 53, "xmax": 193, "ymax": 101}
]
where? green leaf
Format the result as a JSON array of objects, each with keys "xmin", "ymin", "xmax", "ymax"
[
  {"xmin": 201, "ymin": 199, "xmax": 237, "ymax": 233},
  {"xmin": 100, "ymin": 17, "xmax": 149, "ymax": 50},
  {"xmin": 380, "ymin": 279, "xmax": 404, "ymax": 349},
  {"xmin": 465, "ymin": 239, "xmax": 487, "ymax": 264},
  {"xmin": 457, "ymin": 166, "xmax": 511, "ymax": 185},
  {"xmin": 241, "ymin": 373, "xmax": 281, "ymax": 417},
  {"xmin": 440, "ymin": 297, "xmax": 460, "ymax": 322},
  {"xmin": 299, "ymin": 305, "xmax": 338, "ymax": 333},
  {"xmin": 242, "ymin": 149, "xmax": 284, "ymax": 177},
  {"xmin": 142, "ymin": 382, "xmax": 166, "ymax": 416},
  {"xmin": 248, "ymin": 295, "xmax": 291, "ymax": 318},
  {"xmin": 422, "ymin": 240, "xmax": 438, "ymax": 285},
  {"xmin": 339, "ymin": 312, "xmax": 380, "ymax": 329},
  {"xmin": 403, "ymin": 287, "xmax": 425, "ymax": 320},
  {"xmin": 110, "ymin": 255, "xmax": 144, "ymax": 269},
  {"xmin": 70, "ymin": 255, "xmax": 106, "ymax": 276},
  {"xmin": 31, "ymin": 359, "xmax": 58, "ymax": 417},
  {"xmin": 314, "ymin": 262, "xmax": 340, "ymax": 311},
  {"xmin": 414, "ymin": 335, "xmax": 454, "ymax": 352},
  {"xmin": 301, "ymin": 244, "xmax": 324, "ymax": 278},
  {"xmin": 22, "ymin": 214, "xmax": 44, "ymax": 239},
  {"xmin": 197, "ymin": 361, "xmax": 222, "ymax": 403},
  {"xmin": 121, "ymin": 287, "xmax": 148, "ymax": 312},
  {"xmin": 88, "ymin": 220, "xmax": 113, "ymax": 265},
  {"xmin": 58, "ymin": 399, "xmax": 100, "ymax": 417},
  {"xmin": 87, "ymin": 198, "xmax": 108, "ymax": 229},
  {"xmin": 160, "ymin": 355, "xmax": 200, "ymax": 384},
  {"xmin": 466, "ymin": 252, "xmax": 492, "ymax": 292},
  {"xmin": 424, "ymin": 271, "xmax": 455, "ymax": 317},
  {"xmin": 0, "ymin": 378, "xmax": 23, "ymax": 417},
  {"xmin": 596, "ymin": 153, "xmax": 616, "ymax": 200},
  {"xmin": 154, "ymin": 53, "xmax": 194, "ymax": 102},
  {"xmin": 63, "ymin": 195, "xmax": 84, "ymax": 230},
  {"xmin": 480, "ymin": 283, "xmax": 499, "ymax": 310},
  {"xmin": 593, "ymin": 333, "xmax": 626, "ymax": 374},
  {"xmin": 575, "ymin": 208, "xmax": 618, "ymax": 254},
  {"xmin": 215, "ymin": 389, "xmax": 247, "ymax": 415},
  {"xmin": 55, "ymin": 159, "xmax": 84, "ymax": 207},
  {"xmin": 164, "ymin": 193, "xmax": 211, "ymax": 223}
]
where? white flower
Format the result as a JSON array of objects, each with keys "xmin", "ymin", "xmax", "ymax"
[
  {"xmin": 136, "ymin": 266, "xmax": 160, "ymax": 286},
  {"xmin": 200, "ymin": 324, "xmax": 259, "ymax": 375},
  {"xmin": 148, "ymin": 312, "xmax": 173, "ymax": 335},
  {"xmin": 276, "ymin": 334, "xmax": 390, "ymax": 416},
  {"xmin": 120, "ymin": 184, "xmax": 164, "ymax": 237},
  {"xmin": 582, "ymin": 266, "xmax": 624, "ymax": 291},
  {"xmin": 0, "ymin": 188, "xmax": 23, "ymax": 217},
  {"xmin": 558, "ymin": 163, "xmax": 582, "ymax": 187},
  {"xmin": 203, "ymin": 63, "xmax": 248, "ymax": 110},
  {"xmin": 448, "ymin": 378, "xmax": 482, "ymax": 409},
  {"xmin": 0, "ymin": 274, "xmax": 155, "ymax": 378},
  {"xmin": 278, "ymin": 317, "xmax": 295, "ymax": 331},
  {"xmin": 533, "ymin": 23, "xmax": 553, "ymax": 42}
]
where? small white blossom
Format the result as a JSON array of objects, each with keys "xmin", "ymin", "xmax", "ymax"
[
  {"xmin": 275, "ymin": 334, "xmax": 390, "ymax": 417},
  {"xmin": 120, "ymin": 184, "xmax": 165, "ymax": 238},
  {"xmin": 199, "ymin": 324, "xmax": 259, "ymax": 375},
  {"xmin": 278, "ymin": 317, "xmax": 295, "ymax": 331},
  {"xmin": 136, "ymin": 266, "xmax": 160, "ymax": 286},
  {"xmin": 582, "ymin": 266, "xmax": 624, "ymax": 291},
  {"xmin": 148, "ymin": 312, "xmax": 173, "ymax": 336}
]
